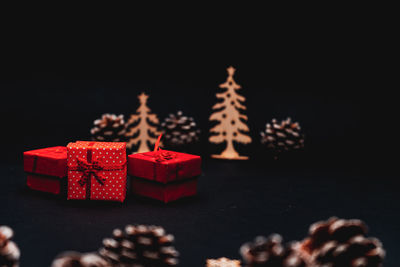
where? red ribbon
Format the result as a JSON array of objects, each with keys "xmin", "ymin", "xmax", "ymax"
[
  {"xmin": 152, "ymin": 134, "xmax": 176, "ymax": 162},
  {"xmin": 154, "ymin": 151, "xmax": 176, "ymax": 162},
  {"xmin": 76, "ymin": 157, "xmax": 106, "ymax": 187},
  {"xmin": 154, "ymin": 134, "xmax": 163, "ymax": 152}
]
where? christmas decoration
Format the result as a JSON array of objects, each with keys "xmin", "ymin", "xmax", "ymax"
[
  {"xmin": 90, "ymin": 114, "xmax": 126, "ymax": 142},
  {"xmin": 240, "ymin": 234, "xmax": 307, "ymax": 267},
  {"xmin": 23, "ymin": 146, "xmax": 67, "ymax": 195},
  {"xmin": 67, "ymin": 141, "xmax": 127, "ymax": 202},
  {"xmin": 160, "ymin": 111, "xmax": 200, "ymax": 151},
  {"xmin": 209, "ymin": 66, "xmax": 251, "ymax": 160},
  {"xmin": 0, "ymin": 226, "xmax": 20, "ymax": 267},
  {"xmin": 125, "ymin": 92, "xmax": 160, "ymax": 153},
  {"xmin": 99, "ymin": 224, "xmax": 179, "ymax": 266},
  {"xmin": 299, "ymin": 217, "xmax": 385, "ymax": 267},
  {"xmin": 128, "ymin": 149, "xmax": 201, "ymax": 183},
  {"xmin": 51, "ymin": 251, "xmax": 110, "ymax": 267},
  {"xmin": 260, "ymin": 118, "xmax": 305, "ymax": 158},
  {"xmin": 206, "ymin": 257, "xmax": 241, "ymax": 267},
  {"xmin": 128, "ymin": 136, "xmax": 201, "ymax": 202}
]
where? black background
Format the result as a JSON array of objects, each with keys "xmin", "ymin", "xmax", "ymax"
[{"xmin": 0, "ymin": 17, "xmax": 397, "ymax": 266}]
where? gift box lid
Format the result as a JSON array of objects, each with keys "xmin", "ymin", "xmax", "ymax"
[
  {"xmin": 128, "ymin": 150, "xmax": 201, "ymax": 183},
  {"xmin": 67, "ymin": 141, "xmax": 127, "ymax": 169},
  {"xmin": 23, "ymin": 146, "xmax": 67, "ymax": 178}
]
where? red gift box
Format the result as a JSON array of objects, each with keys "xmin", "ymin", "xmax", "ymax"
[
  {"xmin": 128, "ymin": 150, "xmax": 201, "ymax": 183},
  {"xmin": 23, "ymin": 146, "xmax": 67, "ymax": 194},
  {"xmin": 131, "ymin": 177, "xmax": 198, "ymax": 203},
  {"xmin": 128, "ymin": 149, "xmax": 201, "ymax": 202},
  {"xmin": 67, "ymin": 141, "xmax": 127, "ymax": 202}
]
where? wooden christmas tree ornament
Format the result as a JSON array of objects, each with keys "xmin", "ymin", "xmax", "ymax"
[
  {"xmin": 125, "ymin": 92, "xmax": 160, "ymax": 153},
  {"xmin": 209, "ymin": 66, "xmax": 252, "ymax": 160}
]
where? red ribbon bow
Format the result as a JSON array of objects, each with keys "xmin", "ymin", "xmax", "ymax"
[
  {"xmin": 76, "ymin": 157, "xmax": 106, "ymax": 187},
  {"xmin": 152, "ymin": 134, "xmax": 176, "ymax": 162},
  {"xmin": 154, "ymin": 151, "xmax": 176, "ymax": 162}
]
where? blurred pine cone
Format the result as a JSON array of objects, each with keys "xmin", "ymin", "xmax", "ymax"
[
  {"xmin": 99, "ymin": 224, "xmax": 179, "ymax": 267},
  {"xmin": 161, "ymin": 111, "xmax": 200, "ymax": 150},
  {"xmin": 0, "ymin": 226, "xmax": 20, "ymax": 267},
  {"xmin": 90, "ymin": 114, "xmax": 126, "ymax": 142},
  {"xmin": 240, "ymin": 234, "xmax": 307, "ymax": 267},
  {"xmin": 51, "ymin": 251, "xmax": 111, "ymax": 267},
  {"xmin": 206, "ymin": 257, "xmax": 241, "ymax": 267},
  {"xmin": 300, "ymin": 217, "xmax": 385, "ymax": 267},
  {"xmin": 260, "ymin": 118, "xmax": 304, "ymax": 157}
]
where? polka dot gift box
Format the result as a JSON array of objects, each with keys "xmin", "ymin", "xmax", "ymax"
[{"xmin": 67, "ymin": 141, "xmax": 127, "ymax": 202}]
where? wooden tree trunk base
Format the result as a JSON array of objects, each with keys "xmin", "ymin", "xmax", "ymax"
[{"xmin": 211, "ymin": 154, "xmax": 249, "ymax": 160}]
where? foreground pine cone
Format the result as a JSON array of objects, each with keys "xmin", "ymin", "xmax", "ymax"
[
  {"xmin": 161, "ymin": 111, "xmax": 200, "ymax": 149},
  {"xmin": 240, "ymin": 234, "xmax": 306, "ymax": 267},
  {"xmin": 0, "ymin": 226, "xmax": 20, "ymax": 267},
  {"xmin": 51, "ymin": 251, "xmax": 111, "ymax": 267},
  {"xmin": 260, "ymin": 118, "xmax": 304, "ymax": 157},
  {"xmin": 206, "ymin": 257, "xmax": 241, "ymax": 267},
  {"xmin": 90, "ymin": 114, "xmax": 126, "ymax": 142},
  {"xmin": 99, "ymin": 224, "xmax": 179, "ymax": 267},
  {"xmin": 300, "ymin": 217, "xmax": 385, "ymax": 267}
]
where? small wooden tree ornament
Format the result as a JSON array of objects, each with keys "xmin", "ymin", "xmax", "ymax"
[
  {"xmin": 209, "ymin": 66, "xmax": 252, "ymax": 160},
  {"xmin": 125, "ymin": 92, "xmax": 160, "ymax": 153}
]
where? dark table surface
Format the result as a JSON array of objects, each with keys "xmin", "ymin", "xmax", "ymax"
[
  {"xmin": 1, "ymin": 159, "xmax": 398, "ymax": 267},
  {"xmin": 0, "ymin": 20, "xmax": 395, "ymax": 266}
]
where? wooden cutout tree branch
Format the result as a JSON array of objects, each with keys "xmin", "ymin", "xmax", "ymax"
[
  {"xmin": 209, "ymin": 66, "xmax": 252, "ymax": 160},
  {"xmin": 125, "ymin": 92, "xmax": 160, "ymax": 153}
]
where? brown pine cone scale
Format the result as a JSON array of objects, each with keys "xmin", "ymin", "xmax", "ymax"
[
  {"xmin": 260, "ymin": 118, "xmax": 304, "ymax": 157},
  {"xmin": 0, "ymin": 226, "xmax": 20, "ymax": 267},
  {"xmin": 90, "ymin": 114, "xmax": 126, "ymax": 142},
  {"xmin": 161, "ymin": 111, "xmax": 200, "ymax": 149},
  {"xmin": 300, "ymin": 217, "xmax": 385, "ymax": 267},
  {"xmin": 99, "ymin": 224, "xmax": 179, "ymax": 267},
  {"xmin": 51, "ymin": 251, "xmax": 111, "ymax": 267},
  {"xmin": 240, "ymin": 234, "xmax": 306, "ymax": 267}
]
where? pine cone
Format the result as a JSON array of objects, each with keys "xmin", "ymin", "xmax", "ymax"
[
  {"xmin": 99, "ymin": 224, "xmax": 179, "ymax": 267},
  {"xmin": 240, "ymin": 234, "xmax": 306, "ymax": 267},
  {"xmin": 90, "ymin": 114, "xmax": 126, "ymax": 142},
  {"xmin": 0, "ymin": 226, "xmax": 20, "ymax": 267},
  {"xmin": 161, "ymin": 111, "xmax": 200, "ymax": 149},
  {"xmin": 51, "ymin": 251, "xmax": 111, "ymax": 267},
  {"xmin": 206, "ymin": 257, "xmax": 241, "ymax": 267},
  {"xmin": 300, "ymin": 217, "xmax": 385, "ymax": 267},
  {"xmin": 260, "ymin": 118, "xmax": 304, "ymax": 157}
]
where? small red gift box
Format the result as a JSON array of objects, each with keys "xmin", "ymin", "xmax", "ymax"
[
  {"xmin": 128, "ymin": 149, "xmax": 201, "ymax": 202},
  {"xmin": 67, "ymin": 141, "xmax": 127, "ymax": 202},
  {"xmin": 128, "ymin": 150, "xmax": 201, "ymax": 183},
  {"xmin": 23, "ymin": 146, "xmax": 67, "ymax": 194}
]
